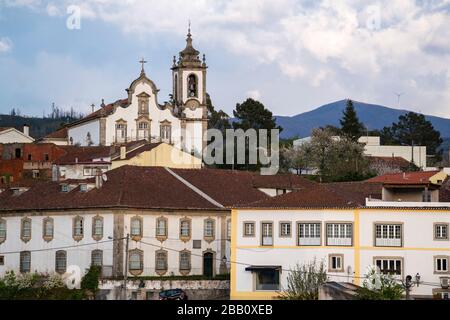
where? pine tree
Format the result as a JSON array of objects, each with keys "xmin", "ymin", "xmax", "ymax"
[{"xmin": 340, "ymin": 99, "xmax": 364, "ymax": 141}]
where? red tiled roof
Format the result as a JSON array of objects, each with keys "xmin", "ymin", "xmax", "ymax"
[
  {"xmin": 366, "ymin": 171, "xmax": 440, "ymax": 185},
  {"xmin": 0, "ymin": 166, "xmax": 270, "ymax": 212},
  {"xmin": 45, "ymin": 127, "xmax": 68, "ymax": 139},
  {"xmin": 368, "ymin": 156, "xmax": 410, "ymax": 168},
  {"xmin": 326, "ymin": 181, "xmax": 383, "ymax": 203},
  {"xmin": 54, "ymin": 146, "xmax": 112, "ymax": 165},
  {"xmin": 240, "ymin": 184, "xmax": 363, "ymax": 209},
  {"xmin": 251, "ymin": 174, "xmax": 316, "ymax": 190},
  {"xmin": 67, "ymin": 99, "xmax": 128, "ymax": 127}
]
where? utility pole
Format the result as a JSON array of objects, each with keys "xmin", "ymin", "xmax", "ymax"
[{"xmin": 123, "ymin": 233, "xmax": 130, "ymax": 300}]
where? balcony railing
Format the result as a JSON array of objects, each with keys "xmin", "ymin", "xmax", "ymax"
[
  {"xmin": 298, "ymin": 237, "xmax": 321, "ymax": 246},
  {"xmin": 375, "ymin": 238, "xmax": 402, "ymax": 247},
  {"xmin": 262, "ymin": 236, "xmax": 273, "ymax": 246},
  {"xmin": 327, "ymin": 237, "xmax": 352, "ymax": 246}
]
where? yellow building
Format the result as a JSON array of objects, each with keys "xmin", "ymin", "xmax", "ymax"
[{"xmin": 112, "ymin": 142, "xmax": 202, "ymax": 169}]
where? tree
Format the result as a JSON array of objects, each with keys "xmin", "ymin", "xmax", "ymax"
[
  {"xmin": 280, "ymin": 143, "xmax": 313, "ymax": 175},
  {"xmin": 280, "ymin": 260, "xmax": 327, "ymax": 300},
  {"xmin": 389, "ymin": 112, "xmax": 443, "ymax": 163},
  {"xmin": 233, "ymin": 98, "xmax": 281, "ymax": 132},
  {"xmin": 356, "ymin": 266, "xmax": 404, "ymax": 300},
  {"xmin": 206, "ymin": 93, "xmax": 231, "ymax": 132},
  {"xmin": 340, "ymin": 99, "xmax": 364, "ymax": 141}
]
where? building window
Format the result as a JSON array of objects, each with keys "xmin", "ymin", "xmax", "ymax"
[
  {"xmin": 138, "ymin": 122, "xmax": 150, "ymax": 140},
  {"xmin": 21, "ymin": 217, "xmax": 32, "ymax": 243},
  {"xmin": 298, "ymin": 222, "xmax": 321, "ymax": 246},
  {"xmin": 279, "ymin": 222, "xmax": 291, "ymax": 238},
  {"xmin": 0, "ymin": 256, "xmax": 4, "ymax": 265},
  {"xmin": 155, "ymin": 250, "xmax": 168, "ymax": 275},
  {"xmin": 42, "ymin": 217, "xmax": 54, "ymax": 242},
  {"xmin": 73, "ymin": 216, "xmax": 84, "ymax": 241},
  {"xmin": 32, "ymin": 170, "xmax": 40, "ymax": 179},
  {"xmin": 45, "ymin": 153, "xmax": 49, "ymax": 161},
  {"xmin": 326, "ymin": 223, "xmax": 353, "ymax": 246},
  {"xmin": 20, "ymin": 251, "xmax": 31, "ymax": 273},
  {"xmin": 80, "ymin": 184, "xmax": 88, "ymax": 192},
  {"xmin": 180, "ymin": 218, "xmax": 191, "ymax": 240},
  {"xmin": 55, "ymin": 250, "xmax": 67, "ymax": 274},
  {"xmin": 261, "ymin": 222, "xmax": 273, "ymax": 246},
  {"xmin": 179, "ymin": 250, "xmax": 191, "ymax": 274},
  {"xmin": 193, "ymin": 240, "xmax": 202, "ymax": 249},
  {"xmin": 0, "ymin": 219, "xmax": 6, "ymax": 244},
  {"xmin": 83, "ymin": 168, "xmax": 92, "ymax": 176},
  {"xmin": 204, "ymin": 219, "xmax": 215, "ymax": 240},
  {"xmin": 156, "ymin": 217, "xmax": 168, "ymax": 239},
  {"xmin": 92, "ymin": 216, "xmax": 103, "ymax": 241},
  {"xmin": 243, "ymin": 222, "xmax": 255, "ymax": 237},
  {"xmin": 187, "ymin": 74, "xmax": 198, "ymax": 98},
  {"xmin": 329, "ymin": 254, "xmax": 344, "ymax": 272},
  {"xmin": 61, "ymin": 184, "xmax": 69, "ymax": 192},
  {"xmin": 15, "ymin": 148, "xmax": 21, "ymax": 159},
  {"xmin": 115, "ymin": 123, "xmax": 127, "ymax": 143},
  {"xmin": 129, "ymin": 249, "xmax": 143, "ymax": 275},
  {"xmin": 28, "ymin": 154, "xmax": 32, "ymax": 161},
  {"xmin": 435, "ymin": 256, "xmax": 449, "ymax": 274},
  {"xmin": 375, "ymin": 224, "xmax": 402, "ymax": 247},
  {"xmin": 160, "ymin": 124, "xmax": 172, "ymax": 143},
  {"xmin": 91, "ymin": 250, "xmax": 103, "ymax": 267},
  {"xmin": 374, "ymin": 258, "xmax": 402, "ymax": 276},
  {"xmin": 254, "ymin": 269, "xmax": 280, "ymax": 291},
  {"xmin": 435, "ymin": 224, "xmax": 449, "ymax": 240},
  {"xmin": 130, "ymin": 216, "xmax": 143, "ymax": 241}
]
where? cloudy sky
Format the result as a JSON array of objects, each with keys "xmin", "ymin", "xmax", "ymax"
[{"xmin": 0, "ymin": 0, "xmax": 450, "ymax": 118}]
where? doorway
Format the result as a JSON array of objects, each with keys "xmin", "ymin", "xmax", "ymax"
[{"xmin": 203, "ymin": 252, "xmax": 214, "ymax": 278}]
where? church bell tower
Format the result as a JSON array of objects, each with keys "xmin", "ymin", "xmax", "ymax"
[{"xmin": 171, "ymin": 25, "xmax": 208, "ymax": 156}]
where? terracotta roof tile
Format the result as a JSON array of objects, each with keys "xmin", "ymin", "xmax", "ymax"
[
  {"xmin": 45, "ymin": 127, "xmax": 68, "ymax": 139},
  {"xmin": 366, "ymin": 171, "xmax": 440, "ymax": 185},
  {"xmin": 54, "ymin": 146, "xmax": 112, "ymax": 164},
  {"xmin": 251, "ymin": 174, "xmax": 316, "ymax": 190}
]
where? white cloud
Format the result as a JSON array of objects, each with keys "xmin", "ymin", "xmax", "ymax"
[
  {"xmin": 0, "ymin": 37, "xmax": 12, "ymax": 53},
  {"xmin": 3, "ymin": 0, "xmax": 450, "ymax": 117},
  {"xmin": 246, "ymin": 89, "xmax": 261, "ymax": 100}
]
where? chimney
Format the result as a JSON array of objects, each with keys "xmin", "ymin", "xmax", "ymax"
[
  {"xmin": 120, "ymin": 146, "xmax": 126, "ymax": 160},
  {"xmin": 95, "ymin": 168, "xmax": 103, "ymax": 189},
  {"xmin": 23, "ymin": 124, "xmax": 30, "ymax": 137}
]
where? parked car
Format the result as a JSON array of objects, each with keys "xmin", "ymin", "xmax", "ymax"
[{"xmin": 159, "ymin": 289, "xmax": 188, "ymax": 300}]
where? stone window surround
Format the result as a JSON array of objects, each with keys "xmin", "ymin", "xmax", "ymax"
[
  {"xmin": 279, "ymin": 221, "xmax": 292, "ymax": 238},
  {"xmin": 325, "ymin": 221, "xmax": 354, "ymax": 246},
  {"xmin": 92, "ymin": 215, "xmax": 104, "ymax": 241},
  {"xmin": 20, "ymin": 251, "xmax": 31, "ymax": 273},
  {"xmin": 129, "ymin": 249, "xmax": 144, "ymax": 276},
  {"xmin": 434, "ymin": 256, "xmax": 450, "ymax": 274},
  {"xmin": 328, "ymin": 254, "xmax": 345, "ymax": 273},
  {"xmin": 260, "ymin": 221, "xmax": 274, "ymax": 247},
  {"xmin": 21, "ymin": 217, "xmax": 32, "ymax": 243},
  {"xmin": 91, "ymin": 249, "xmax": 103, "ymax": 267},
  {"xmin": 55, "ymin": 250, "xmax": 67, "ymax": 274},
  {"xmin": 42, "ymin": 217, "xmax": 54, "ymax": 242},
  {"xmin": 373, "ymin": 256, "xmax": 404, "ymax": 276},
  {"xmin": 296, "ymin": 221, "xmax": 323, "ymax": 246},
  {"xmin": 155, "ymin": 216, "xmax": 168, "ymax": 242},
  {"xmin": 180, "ymin": 217, "xmax": 192, "ymax": 242},
  {"xmin": 130, "ymin": 216, "xmax": 143, "ymax": 241},
  {"xmin": 243, "ymin": 221, "xmax": 255, "ymax": 238},
  {"xmin": 0, "ymin": 218, "xmax": 6, "ymax": 244},
  {"xmin": 155, "ymin": 249, "xmax": 168, "ymax": 276},
  {"xmin": 72, "ymin": 216, "xmax": 84, "ymax": 242},
  {"xmin": 179, "ymin": 250, "xmax": 191, "ymax": 275},
  {"xmin": 434, "ymin": 223, "xmax": 449, "ymax": 241},
  {"xmin": 203, "ymin": 218, "xmax": 215, "ymax": 243},
  {"xmin": 373, "ymin": 222, "xmax": 404, "ymax": 247}
]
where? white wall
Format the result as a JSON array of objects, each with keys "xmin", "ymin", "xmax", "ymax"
[
  {"xmin": 68, "ymin": 120, "xmax": 100, "ymax": 146},
  {"xmin": 364, "ymin": 145, "xmax": 427, "ymax": 168},
  {"xmin": 0, "ymin": 129, "xmax": 34, "ymax": 144}
]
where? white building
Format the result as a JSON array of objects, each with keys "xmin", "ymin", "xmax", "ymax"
[
  {"xmin": 230, "ymin": 180, "xmax": 450, "ymax": 300},
  {"xmin": 0, "ymin": 126, "xmax": 34, "ymax": 144},
  {"xmin": 294, "ymin": 135, "xmax": 427, "ymax": 168},
  {"xmin": 65, "ymin": 29, "xmax": 208, "ymax": 158}
]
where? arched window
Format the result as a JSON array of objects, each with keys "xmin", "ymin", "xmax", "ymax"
[
  {"xmin": 129, "ymin": 249, "xmax": 143, "ymax": 275},
  {"xmin": 91, "ymin": 250, "xmax": 103, "ymax": 267},
  {"xmin": 155, "ymin": 250, "xmax": 168, "ymax": 275},
  {"xmin": 156, "ymin": 217, "xmax": 168, "ymax": 239},
  {"xmin": 180, "ymin": 218, "xmax": 191, "ymax": 240},
  {"xmin": 115, "ymin": 121, "xmax": 127, "ymax": 143},
  {"xmin": 55, "ymin": 250, "xmax": 67, "ymax": 274},
  {"xmin": 21, "ymin": 217, "xmax": 32, "ymax": 243},
  {"xmin": 43, "ymin": 217, "xmax": 54, "ymax": 242},
  {"xmin": 92, "ymin": 216, "xmax": 103, "ymax": 241},
  {"xmin": 187, "ymin": 74, "xmax": 198, "ymax": 98},
  {"xmin": 174, "ymin": 74, "xmax": 178, "ymax": 101},
  {"xmin": 73, "ymin": 216, "xmax": 84, "ymax": 241}
]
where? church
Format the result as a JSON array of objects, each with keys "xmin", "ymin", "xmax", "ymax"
[{"xmin": 66, "ymin": 28, "xmax": 208, "ymax": 158}]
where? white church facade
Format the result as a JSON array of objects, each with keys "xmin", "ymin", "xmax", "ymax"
[{"xmin": 67, "ymin": 29, "xmax": 208, "ymax": 158}]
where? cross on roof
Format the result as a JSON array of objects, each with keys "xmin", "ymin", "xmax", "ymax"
[{"xmin": 139, "ymin": 57, "xmax": 147, "ymax": 74}]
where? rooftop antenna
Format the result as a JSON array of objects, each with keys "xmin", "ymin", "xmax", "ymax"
[{"xmin": 394, "ymin": 92, "xmax": 404, "ymax": 108}]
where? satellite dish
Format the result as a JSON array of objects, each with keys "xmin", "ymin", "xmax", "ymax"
[{"xmin": 102, "ymin": 174, "xmax": 108, "ymax": 182}]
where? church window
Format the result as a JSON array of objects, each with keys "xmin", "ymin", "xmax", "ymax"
[
  {"xmin": 160, "ymin": 124, "xmax": 172, "ymax": 143},
  {"xmin": 187, "ymin": 74, "xmax": 198, "ymax": 98},
  {"xmin": 55, "ymin": 250, "xmax": 67, "ymax": 274}
]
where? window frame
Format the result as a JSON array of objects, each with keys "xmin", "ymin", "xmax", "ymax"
[
  {"xmin": 128, "ymin": 249, "xmax": 144, "ymax": 276},
  {"xmin": 155, "ymin": 250, "xmax": 168, "ymax": 276},
  {"xmin": 434, "ymin": 223, "xmax": 449, "ymax": 241},
  {"xmin": 279, "ymin": 221, "xmax": 292, "ymax": 238},
  {"xmin": 20, "ymin": 251, "xmax": 31, "ymax": 273},
  {"xmin": 180, "ymin": 218, "xmax": 191, "ymax": 242},
  {"xmin": 92, "ymin": 215, "xmax": 104, "ymax": 241},
  {"xmin": 72, "ymin": 216, "xmax": 84, "ymax": 241},
  {"xmin": 243, "ymin": 221, "xmax": 255, "ymax": 238},
  {"xmin": 261, "ymin": 221, "xmax": 274, "ymax": 247},
  {"xmin": 42, "ymin": 217, "xmax": 54, "ymax": 242},
  {"xmin": 21, "ymin": 217, "xmax": 32, "ymax": 243},
  {"xmin": 203, "ymin": 218, "xmax": 215, "ymax": 242},
  {"xmin": 373, "ymin": 222, "xmax": 403, "ymax": 247},
  {"xmin": 434, "ymin": 256, "xmax": 449, "ymax": 274},
  {"xmin": 130, "ymin": 216, "xmax": 143, "ymax": 241},
  {"xmin": 179, "ymin": 250, "xmax": 191, "ymax": 275},
  {"xmin": 91, "ymin": 249, "xmax": 103, "ymax": 267},
  {"xmin": 155, "ymin": 217, "xmax": 168, "ymax": 241},
  {"xmin": 373, "ymin": 257, "xmax": 403, "ymax": 276},
  {"xmin": 253, "ymin": 269, "xmax": 280, "ymax": 292},
  {"xmin": 0, "ymin": 218, "xmax": 6, "ymax": 244},
  {"xmin": 325, "ymin": 222, "xmax": 353, "ymax": 246},
  {"xmin": 328, "ymin": 254, "xmax": 345, "ymax": 273},
  {"xmin": 55, "ymin": 250, "xmax": 67, "ymax": 274},
  {"xmin": 297, "ymin": 221, "xmax": 322, "ymax": 246}
]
